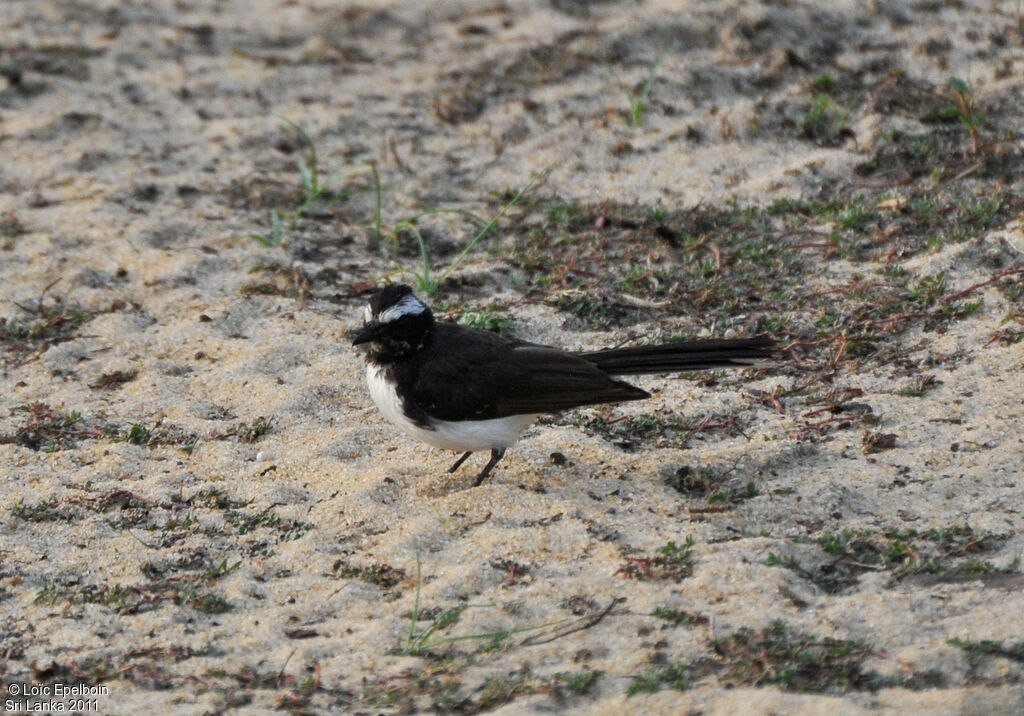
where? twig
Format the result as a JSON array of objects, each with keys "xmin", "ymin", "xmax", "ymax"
[
  {"xmin": 518, "ymin": 597, "xmax": 624, "ymax": 647},
  {"xmin": 942, "ymin": 266, "xmax": 1024, "ymax": 302}
]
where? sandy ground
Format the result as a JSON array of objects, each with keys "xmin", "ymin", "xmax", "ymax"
[{"xmin": 2, "ymin": 0, "xmax": 1023, "ymax": 713}]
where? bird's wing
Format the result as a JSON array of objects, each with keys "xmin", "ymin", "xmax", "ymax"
[{"xmin": 404, "ymin": 327, "xmax": 649, "ymax": 421}]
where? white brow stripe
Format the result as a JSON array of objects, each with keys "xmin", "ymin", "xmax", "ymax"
[{"xmin": 379, "ymin": 294, "xmax": 426, "ymax": 323}]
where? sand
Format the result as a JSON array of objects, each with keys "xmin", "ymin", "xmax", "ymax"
[{"xmin": 2, "ymin": 0, "xmax": 1023, "ymax": 713}]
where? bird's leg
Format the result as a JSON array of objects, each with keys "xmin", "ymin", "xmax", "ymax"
[
  {"xmin": 448, "ymin": 451, "xmax": 473, "ymax": 474},
  {"xmin": 471, "ymin": 448, "xmax": 506, "ymax": 487}
]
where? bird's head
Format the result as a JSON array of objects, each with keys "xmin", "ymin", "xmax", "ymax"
[{"xmin": 352, "ymin": 284, "xmax": 435, "ymax": 362}]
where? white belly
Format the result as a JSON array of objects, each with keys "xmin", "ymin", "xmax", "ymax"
[{"xmin": 366, "ymin": 364, "xmax": 537, "ymax": 452}]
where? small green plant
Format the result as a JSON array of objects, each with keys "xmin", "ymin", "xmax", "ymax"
[
  {"xmin": 231, "ymin": 416, "xmax": 274, "ymax": 443},
  {"xmin": 119, "ymin": 423, "xmax": 151, "ymax": 445},
  {"xmin": 11, "ymin": 498, "xmax": 62, "ymax": 522},
  {"xmin": 993, "ymin": 309, "xmax": 1024, "ymax": 345},
  {"xmin": 813, "ymin": 72, "xmax": 837, "ymax": 91},
  {"xmin": 801, "ymin": 92, "xmax": 850, "ymax": 145},
  {"xmin": 333, "ymin": 560, "xmax": 406, "ymax": 590},
  {"xmin": 819, "ymin": 529, "xmax": 856, "ymax": 555},
  {"xmin": 106, "ymin": 421, "xmax": 199, "ymax": 451},
  {"xmin": 712, "ymin": 621, "xmax": 874, "ymax": 692},
  {"xmin": 617, "ymin": 536, "xmax": 696, "ymax": 580},
  {"xmin": 763, "ymin": 552, "xmax": 802, "ymax": 570},
  {"xmin": 1, "ymin": 295, "xmax": 97, "ymax": 351},
  {"xmin": 907, "ymin": 272, "xmax": 946, "ymax": 303},
  {"xmin": 608, "ymin": 45, "xmax": 676, "ymax": 127},
  {"xmin": 554, "ymin": 670, "xmax": 600, "ymax": 698},
  {"xmin": 945, "ymin": 77, "xmax": 985, "ymax": 155},
  {"xmin": 247, "ymin": 120, "xmax": 367, "ymax": 247},
  {"xmin": 401, "ymin": 549, "xmax": 565, "ymax": 655},
  {"xmin": 949, "ymin": 637, "xmax": 1024, "ymax": 664},
  {"xmin": 805, "ymin": 94, "xmax": 832, "ymax": 125},
  {"xmin": 897, "ymin": 374, "xmax": 937, "ymax": 397},
  {"xmin": 388, "ymin": 171, "xmax": 544, "ymax": 296},
  {"xmin": 0, "ymin": 212, "xmax": 27, "ymax": 240},
  {"xmin": 402, "ymin": 551, "xmax": 477, "ymax": 655},
  {"xmin": 837, "ymin": 200, "xmax": 875, "ymax": 231},
  {"xmin": 224, "ymin": 507, "xmax": 310, "ymax": 541},
  {"xmin": 4, "ymin": 402, "xmax": 95, "ymax": 452},
  {"xmin": 34, "ymin": 558, "xmax": 239, "ymax": 615},
  {"xmin": 627, "ymin": 662, "xmax": 689, "ymax": 695},
  {"xmin": 651, "ymin": 607, "xmax": 706, "ymax": 626},
  {"xmin": 456, "ymin": 309, "xmax": 514, "ymax": 335}
]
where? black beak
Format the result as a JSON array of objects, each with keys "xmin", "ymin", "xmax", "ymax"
[{"xmin": 352, "ymin": 323, "xmax": 379, "ymax": 346}]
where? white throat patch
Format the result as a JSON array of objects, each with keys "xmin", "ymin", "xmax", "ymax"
[{"xmin": 379, "ymin": 294, "xmax": 427, "ymax": 324}]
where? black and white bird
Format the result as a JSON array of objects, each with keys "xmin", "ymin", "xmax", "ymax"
[{"xmin": 353, "ymin": 284, "xmax": 774, "ymax": 486}]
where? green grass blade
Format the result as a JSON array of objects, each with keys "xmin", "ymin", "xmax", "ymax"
[
  {"xmin": 433, "ymin": 171, "xmax": 545, "ymax": 288},
  {"xmin": 414, "ymin": 616, "xmax": 570, "ymax": 652},
  {"xmin": 270, "ymin": 209, "xmax": 283, "ymax": 245},
  {"xmin": 297, "ymin": 157, "xmax": 314, "ymax": 193},
  {"xmin": 281, "ymin": 118, "xmax": 319, "ymax": 193},
  {"xmin": 403, "ymin": 549, "xmax": 422, "ymax": 654},
  {"xmin": 637, "ymin": 45, "xmax": 675, "ymax": 105},
  {"xmin": 365, "ymin": 160, "xmax": 382, "ymax": 249},
  {"xmin": 395, "ymin": 220, "xmax": 434, "ymax": 294}
]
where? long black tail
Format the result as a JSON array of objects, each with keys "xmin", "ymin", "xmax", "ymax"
[{"xmin": 576, "ymin": 337, "xmax": 775, "ymax": 376}]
